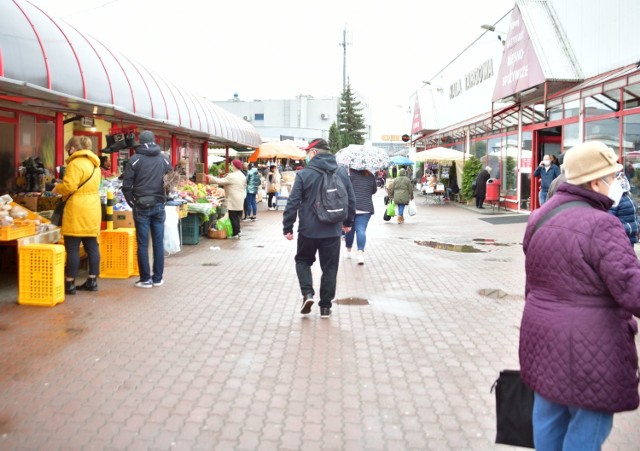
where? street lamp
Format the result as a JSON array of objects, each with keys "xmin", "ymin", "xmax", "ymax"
[{"xmin": 481, "ymin": 24, "xmax": 507, "ymax": 45}]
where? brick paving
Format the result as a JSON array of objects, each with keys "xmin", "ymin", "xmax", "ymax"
[{"xmin": 0, "ymin": 190, "xmax": 639, "ymax": 450}]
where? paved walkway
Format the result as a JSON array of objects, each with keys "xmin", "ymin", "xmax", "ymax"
[{"xmin": 0, "ymin": 190, "xmax": 638, "ymax": 450}]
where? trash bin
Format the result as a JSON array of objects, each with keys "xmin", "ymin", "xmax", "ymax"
[{"xmin": 486, "ymin": 178, "xmax": 501, "ymax": 201}]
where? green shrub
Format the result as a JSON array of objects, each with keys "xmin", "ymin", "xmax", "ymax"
[{"xmin": 461, "ymin": 156, "xmax": 482, "ymax": 201}]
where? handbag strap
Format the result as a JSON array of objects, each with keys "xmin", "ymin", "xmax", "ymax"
[
  {"xmin": 530, "ymin": 201, "xmax": 591, "ymax": 238},
  {"xmin": 63, "ymin": 166, "xmax": 97, "ymax": 201}
]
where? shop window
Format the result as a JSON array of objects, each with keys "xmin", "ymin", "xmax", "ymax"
[
  {"xmin": 502, "ymin": 134, "xmax": 518, "ymax": 196},
  {"xmin": 623, "ymin": 113, "xmax": 640, "ymax": 203},
  {"xmin": 255, "ymin": 113, "xmax": 264, "ymax": 121},
  {"xmin": 484, "ymin": 137, "xmax": 501, "ymax": 178},
  {"xmin": 564, "ymin": 100, "xmax": 580, "ymax": 119},
  {"xmin": 470, "ymin": 140, "xmax": 487, "ymax": 160},
  {"xmin": 0, "ymin": 122, "xmax": 16, "ymax": 192},
  {"xmin": 585, "ymin": 118, "xmax": 620, "ymax": 153},
  {"xmin": 563, "ymin": 122, "xmax": 579, "ymax": 151},
  {"xmin": 520, "ymin": 131, "xmax": 533, "ymax": 210},
  {"xmin": 623, "ymin": 83, "xmax": 640, "ymax": 110},
  {"xmin": 18, "ymin": 115, "xmax": 36, "ymax": 163},
  {"xmin": 548, "ymin": 105, "xmax": 563, "ymax": 121},
  {"xmin": 585, "ymin": 89, "xmax": 620, "ymax": 118}
]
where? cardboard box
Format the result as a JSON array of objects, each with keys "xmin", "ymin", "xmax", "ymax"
[
  {"xmin": 113, "ymin": 210, "xmax": 135, "ymax": 229},
  {"xmin": 195, "ymin": 173, "xmax": 208, "ymax": 183},
  {"xmin": 195, "ymin": 163, "xmax": 205, "ymax": 174},
  {"xmin": 13, "ymin": 195, "xmax": 39, "ymax": 212}
]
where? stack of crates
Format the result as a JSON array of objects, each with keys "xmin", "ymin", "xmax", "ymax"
[
  {"xmin": 99, "ymin": 228, "xmax": 135, "ymax": 278},
  {"xmin": 181, "ymin": 213, "xmax": 200, "ymax": 245},
  {"xmin": 18, "ymin": 244, "xmax": 65, "ymax": 307}
]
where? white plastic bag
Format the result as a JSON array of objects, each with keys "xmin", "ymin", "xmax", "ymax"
[
  {"xmin": 164, "ymin": 205, "xmax": 181, "ymax": 255},
  {"xmin": 408, "ymin": 200, "xmax": 417, "ymax": 216}
]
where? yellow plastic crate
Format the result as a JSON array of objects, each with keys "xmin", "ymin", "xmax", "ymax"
[
  {"xmin": 0, "ymin": 220, "xmax": 36, "ymax": 241},
  {"xmin": 118, "ymin": 228, "xmax": 139, "ymax": 276},
  {"xmin": 99, "ymin": 229, "xmax": 135, "ymax": 279},
  {"xmin": 18, "ymin": 244, "xmax": 65, "ymax": 307}
]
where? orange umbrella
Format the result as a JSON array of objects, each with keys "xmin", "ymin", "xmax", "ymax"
[{"xmin": 248, "ymin": 140, "xmax": 306, "ymax": 162}]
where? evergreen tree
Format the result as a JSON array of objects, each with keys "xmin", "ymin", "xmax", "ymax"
[
  {"xmin": 337, "ymin": 83, "xmax": 366, "ymax": 147},
  {"xmin": 328, "ymin": 122, "xmax": 341, "ymax": 152}
]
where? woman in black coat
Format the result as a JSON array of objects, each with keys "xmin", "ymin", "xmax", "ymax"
[{"xmin": 474, "ymin": 166, "xmax": 491, "ymax": 209}]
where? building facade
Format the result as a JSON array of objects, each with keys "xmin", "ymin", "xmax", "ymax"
[
  {"xmin": 213, "ymin": 94, "xmax": 372, "ymax": 145},
  {"xmin": 413, "ymin": 0, "xmax": 640, "ymax": 211}
]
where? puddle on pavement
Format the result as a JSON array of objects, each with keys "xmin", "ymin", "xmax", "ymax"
[
  {"xmin": 202, "ymin": 262, "xmax": 220, "ymax": 266},
  {"xmin": 415, "ymin": 240, "xmax": 485, "ymax": 253},
  {"xmin": 478, "ymin": 288, "xmax": 509, "ymax": 299},
  {"xmin": 334, "ymin": 297, "xmax": 369, "ymax": 305},
  {"xmin": 472, "ymin": 238, "xmax": 514, "ymax": 247}
]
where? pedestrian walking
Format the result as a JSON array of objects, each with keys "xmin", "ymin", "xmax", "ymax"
[
  {"xmin": 266, "ymin": 164, "xmax": 281, "ymax": 210},
  {"xmin": 283, "ymin": 138, "xmax": 355, "ymax": 318},
  {"xmin": 122, "ymin": 130, "xmax": 172, "ymax": 288},
  {"xmin": 344, "ymin": 168, "xmax": 377, "ymax": 264},
  {"xmin": 519, "ymin": 141, "xmax": 640, "ymax": 449},
  {"xmin": 473, "ymin": 166, "xmax": 491, "ymax": 209},
  {"xmin": 54, "ymin": 136, "xmax": 101, "ymax": 294},
  {"xmin": 391, "ymin": 168, "xmax": 413, "ymax": 223},
  {"xmin": 533, "ymin": 154, "xmax": 561, "ymax": 205},
  {"xmin": 207, "ymin": 159, "xmax": 247, "ymax": 238},
  {"xmin": 245, "ymin": 163, "xmax": 261, "ymax": 221}
]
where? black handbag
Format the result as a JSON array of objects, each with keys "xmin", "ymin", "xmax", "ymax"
[
  {"xmin": 491, "ymin": 370, "xmax": 534, "ymax": 448},
  {"xmin": 51, "ymin": 166, "xmax": 96, "ymax": 227},
  {"xmin": 383, "ymin": 211, "xmax": 391, "ymax": 221}
]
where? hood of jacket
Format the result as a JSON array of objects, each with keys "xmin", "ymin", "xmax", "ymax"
[
  {"xmin": 307, "ymin": 152, "xmax": 338, "ymax": 172},
  {"xmin": 135, "ymin": 142, "xmax": 163, "ymax": 156},
  {"xmin": 66, "ymin": 149, "xmax": 100, "ymax": 167}
]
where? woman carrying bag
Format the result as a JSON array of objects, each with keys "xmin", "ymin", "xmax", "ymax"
[
  {"xmin": 265, "ymin": 164, "xmax": 281, "ymax": 210},
  {"xmin": 53, "ymin": 136, "xmax": 102, "ymax": 295}
]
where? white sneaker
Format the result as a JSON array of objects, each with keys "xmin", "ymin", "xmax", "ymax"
[
  {"xmin": 357, "ymin": 251, "xmax": 364, "ymax": 265},
  {"xmin": 345, "ymin": 249, "xmax": 352, "ymax": 259}
]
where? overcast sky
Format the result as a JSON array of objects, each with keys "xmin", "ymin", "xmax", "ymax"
[{"xmin": 32, "ymin": 0, "xmax": 514, "ymax": 139}]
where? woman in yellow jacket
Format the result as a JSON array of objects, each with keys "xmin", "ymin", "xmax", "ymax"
[{"xmin": 53, "ymin": 136, "xmax": 101, "ymax": 294}]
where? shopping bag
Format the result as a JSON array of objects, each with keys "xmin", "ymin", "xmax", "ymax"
[
  {"xmin": 491, "ymin": 370, "xmax": 534, "ymax": 448},
  {"xmin": 386, "ymin": 200, "xmax": 396, "ymax": 217},
  {"xmin": 50, "ymin": 199, "xmax": 67, "ymax": 226},
  {"xmin": 408, "ymin": 200, "xmax": 417, "ymax": 216},
  {"xmin": 383, "ymin": 211, "xmax": 391, "ymax": 221},
  {"xmin": 223, "ymin": 218, "xmax": 233, "ymax": 237}
]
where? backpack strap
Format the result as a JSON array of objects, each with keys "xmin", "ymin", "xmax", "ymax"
[{"xmin": 531, "ymin": 201, "xmax": 591, "ymax": 238}]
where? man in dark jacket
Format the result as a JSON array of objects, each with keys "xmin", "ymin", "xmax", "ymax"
[
  {"xmin": 533, "ymin": 154, "xmax": 561, "ymax": 205},
  {"xmin": 283, "ymin": 138, "xmax": 356, "ymax": 318},
  {"xmin": 122, "ymin": 130, "xmax": 172, "ymax": 289},
  {"xmin": 473, "ymin": 166, "xmax": 491, "ymax": 209},
  {"xmin": 520, "ymin": 141, "xmax": 640, "ymax": 449}
]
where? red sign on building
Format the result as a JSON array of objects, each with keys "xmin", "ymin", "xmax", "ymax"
[
  {"xmin": 492, "ymin": 5, "xmax": 546, "ymax": 102},
  {"xmin": 411, "ymin": 96, "xmax": 423, "ymax": 135}
]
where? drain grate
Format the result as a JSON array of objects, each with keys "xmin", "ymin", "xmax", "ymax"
[
  {"xmin": 478, "ymin": 288, "xmax": 508, "ymax": 299},
  {"xmin": 334, "ymin": 297, "xmax": 369, "ymax": 305}
]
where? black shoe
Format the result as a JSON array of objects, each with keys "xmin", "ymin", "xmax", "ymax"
[
  {"xmin": 65, "ymin": 280, "xmax": 76, "ymax": 295},
  {"xmin": 300, "ymin": 294, "xmax": 314, "ymax": 314},
  {"xmin": 76, "ymin": 277, "xmax": 98, "ymax": 292},
  {"xmin": 320, "ymin": 307, "xmax": 331, "ymax": 318}
]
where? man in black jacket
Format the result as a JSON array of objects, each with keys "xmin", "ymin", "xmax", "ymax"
[
  {"xmin": 122, "ymin": 130, "xmax": 172, "ymax": 289},
  {"xmin": 283, "ymin": 138, "xmax": 356, "ymax": 318}
]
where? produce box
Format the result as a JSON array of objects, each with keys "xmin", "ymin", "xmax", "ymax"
[
  {"xmin": 181, "ymin": 213, "xmax": 200, "ymax": 245},
  {"xmin": 12, "ymin": 195, "xmax": 38, "ymax": 212},
  {"xmin": 113, "ymin": 210, "xmax": 134, "ymax": 229},
  {"xmin": 99, "ymin": 229, "xmax": 135, "ymax": 278},
  {"xmin": 38, "ymin": 196, "xmax": 61, "ymax": 212},
  {"xmin": 195, "ymin": 163, "xmax": 205, "ymax": 173}
]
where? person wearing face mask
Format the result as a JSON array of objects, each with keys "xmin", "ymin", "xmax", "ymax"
[
  {"xmin": 608, "ymin": 173, "xmax": 639, "ymax": 246},
  {"xmin": 519, "ymin": 141, "xmax": 640, "ymax": 450},
  {"xmin": 207, "ymin": 159, "xmax": 247, "ymax": 239},
  {"xmin": 533, "ymin": 154, "xmax": 561, "ymax": 205}
]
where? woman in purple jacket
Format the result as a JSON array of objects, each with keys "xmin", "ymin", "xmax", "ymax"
[{"xmin": 520, "ymin": 141, "xmax": 640, "ymax": 449}]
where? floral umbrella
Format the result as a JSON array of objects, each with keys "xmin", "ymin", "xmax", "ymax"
[{"xmin": 335, "ymin": 144, "xmax": 390, "ymax": 171}]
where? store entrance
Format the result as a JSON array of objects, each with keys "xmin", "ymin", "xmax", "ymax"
[{"xmin": 531, "ymin": 127, "xmax": 561, "ymax": 209}]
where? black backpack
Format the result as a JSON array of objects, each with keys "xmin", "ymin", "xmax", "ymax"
[{"xmin": 308, "ymin": 166, "xmax": 349, "ymax": 224}]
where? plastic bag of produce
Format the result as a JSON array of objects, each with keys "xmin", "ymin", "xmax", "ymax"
[{"xmin": 164, "ymin": 205, "xmax": 181, "ymax": 255}]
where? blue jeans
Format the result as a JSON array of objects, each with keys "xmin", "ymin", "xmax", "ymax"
[
  {"xmin": 539, "ymin": 190, "xmax": 549, "ymax": 205},
  {"xmin": 344, "ymin": 213, "xmax": 372, "ymax": 251},
  {"xmin": 533, "ymin": 392, "xmax": 613, "ymax": 450},
  {"xmin": 295, "ymin": 234, "xmax": 340, "ymax": 308},
  {"xmin": 397, "ymin": 204, "xmax": 406, "ymax": 216},
  {"xmin": 133, "ymin": 203, "xmax": 166, "ymax": 283},
  {"xmin": 246, "ymin": 193, "xmax": 257, "ymax": 216}
]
